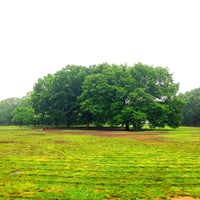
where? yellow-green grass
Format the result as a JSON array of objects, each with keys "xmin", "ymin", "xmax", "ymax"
[{"xmin": 0, "ymin": 126, "xmax": 200, "ymax": 199}]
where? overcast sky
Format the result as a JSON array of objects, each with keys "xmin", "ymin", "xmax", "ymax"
[{"xmin": 0, "ymin": 0, "xmax": 199, "ymax": 101}]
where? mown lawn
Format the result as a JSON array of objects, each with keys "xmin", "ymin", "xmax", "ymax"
[{"xmin": 0, "ymin": 126, "xmax": 200, "ymax": 199}]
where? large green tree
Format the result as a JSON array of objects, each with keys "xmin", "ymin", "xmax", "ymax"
[
  {"xmin": 31, "ymin": 65, "xmax": 87, "ymax": 127},
  {"xmin": 80, "ymin": 63, "xmax": 182, "ymax": 130},
  {"xmin": 80, "ymin": 64, "xmax": 135, "ymax": 128},
  {"xmin": 48, "ymin": 65, "xmax": 88, "ymax": 127},
  {"xmin": 130, "ymin": 63, "xmax": 182, "ymax": 129},
  {"xmin": 30, "ymin": 62, "xmax": 183, "ymax": 130}
]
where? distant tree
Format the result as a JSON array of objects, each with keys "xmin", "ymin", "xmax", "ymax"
[
  {"xmin": 179, "ymin": 88, "xmax": 200, "ymax": 126},
  {"xmin": 12, "ymin": 93, "xmax": 35, "ymax": 126},
  {"xmin": 12, "ymin": 106, "xmax": 34, "ymax": 126},
  {"xmin": 0, "ymin": 98, "xmax": 21, "ymax": 125}
]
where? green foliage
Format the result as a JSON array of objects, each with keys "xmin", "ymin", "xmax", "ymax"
[
  {"xmin": 30, "ymin": 65, "xmax": 88, "ymax": 127},
  {"xmin": 0, "ymin": 127, "xmax": 200, "ymax": 199},
  {"xmin": 0, "ymin": 98, "xmax": 21, "ymax": 125},
  {"xmin": 179, "ymin": 88, "xmax": 200, "ymax": 126},
  {"xmin": 165, "ymin": 97, "xmax": 185, "ymax": 128},
  {"xmin": 48, "ymin": 65, "xmax": 88, "ymax": 127},
  {"xmin": 30, "ymin": 74, "xmax": 54, "ymax": 116},
  {"xmin": 1, "ymin": 63, "xmax": 183, "ymax": 129},
  {"xmin": 80, "ymin": 63, "xmax": 182, "ymax": 130},
  {"xmin": 9, "ymin": 94, "xmax": 35, "ymax": 126},
  {"xmin": 12, "ymin": 106, "xmax": 34, "ymax": 126}
]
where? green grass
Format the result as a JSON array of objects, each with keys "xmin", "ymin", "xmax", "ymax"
[{"xmin": 0, "ymin": 126, "xmax": 200, "ymax": 199}]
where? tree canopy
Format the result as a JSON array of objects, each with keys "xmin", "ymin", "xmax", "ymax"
[
  {"xmin": 80, "ymin": 63, "xmax": 182, "ymax": 130},
  {"xmin": 12, "ymin": 94, "xmax": 35, "ymax": 126},
  {"xmin": 0, "ymin": 98, "xmax": 21, "ymax": 125},
  {"xmin": 30, "ymin": 65, "xmax": 88, "ymax": 127},
  {"xmin": 0, "ymin": 63, "xmax": 185, "ymax": 130},
  {"xmin": 179, "ymin": 88, "xmax": 200, "ymax": 126}
]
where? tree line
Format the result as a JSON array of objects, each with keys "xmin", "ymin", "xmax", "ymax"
[{"xmin": 1, "ymin": 63, "xmax": 197, "ymax": 130}]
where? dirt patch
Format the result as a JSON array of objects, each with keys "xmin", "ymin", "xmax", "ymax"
[
  {"xmin": 44, "ymin": 138, "xmax": 70, "ymax": 144},
  {"xmin": 171, "ymin": 197, "xmax": 200, "ymax": 200},
  {"xmin": 45, "ymin": 129, "xmax": 168, "ymax": 142},
  {"xmin": 190, "ymin": 132, "xmax": 200, "ymax": 134},
  {"xmin": 92, "ymin": 131, "xmax": 167, "ymax": 142},
  {"xmin": 53, "ymin": 140, "xmax": 70, "ymax": 144},
  {"xmin": 29, "ymin": 133, "xmax": 46, "ymax": 136},
  {"xmin": 130, "ymin": 135, "xmax": 166, "ymax": 142},
  {"xmin": 0, "ymin": 141, "xmax": 15, "ymax": 144}
]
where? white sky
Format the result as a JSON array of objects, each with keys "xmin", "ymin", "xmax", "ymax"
[{"xmin": 0, "ymin": 0, "xmax": 200, "ymax": 100}]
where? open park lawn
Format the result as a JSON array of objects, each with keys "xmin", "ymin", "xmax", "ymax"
[{"xmin": 0, "ymin": 126, "xmax": 200, "ymax": 199}]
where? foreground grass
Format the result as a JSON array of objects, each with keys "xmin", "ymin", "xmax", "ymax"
[{"xmin": 0, "ymin": 126, "xmax": 200, "ymax": 199}]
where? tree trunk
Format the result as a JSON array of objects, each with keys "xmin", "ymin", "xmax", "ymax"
[
  {"xmin": 42, "ymin": 113, "xmax": 44, "ymax": 128},
  {"xmin": 86, "ymin": 122, "xmax": 89, "ymax": 129},
  {"xmin": 67, "ymin": 121, "xmax": 70, "ymax": 128},
  {"xmin": 125, "ymin": 122, "xmax": 129, "ymax": 131},
  {"xmin": 85, "ymin": 112, "xmax": 90, "ymax": 129},
  {"xmin": 66, "ymin": 113, "xmax": 71, "ymax": 128}
]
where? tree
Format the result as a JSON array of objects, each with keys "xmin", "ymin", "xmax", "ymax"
[
  {"xmin": 30, "ymin": 74, "xmax": 54, "ymax": 127},
  {"xmin": 165, "ymin": 96, "xmax": 185, "ymax": 128},
  {"xmin": 0, "ymin": 98, "xmax": 21, "ymax": 125},
  {"xmin": 12, "ymin": 93, "xmax": 35, "ymax": 126},
  {"xmin": 80, "ymin": 73, "xmax": 111, "ymax": 127},
  {"xmin": 130, "ymin": 63, "xmax": 181, "ymax": 129},
  {"xmin": 124, "ymin": 88, "xmax": 154, "ymax": 130},
  {"xmin": 80, "ymin": 64, "xmax": 135, "ymax": 129},
  {"xmin": 12, "ymin": 106, "xmax": 34, "ymax": 126},
  {"xmin": 29, "ymin": 62, "xmax": 183, "ymax": 130},
  {"xmin": 179, "ymin": 88, "xmax": 200, "ymax": 126},
  {"xmin": 49, "ymin": 65, "xmax": 88, "ymax": 127},
  {"xmin": 30, "ymin": 65, "xmax": 88, "ymax": 127},
  {"xmin": 130, "ymin": 63, "xmax": 179, "ymax": 100},
  {"xmin": 80, "ymin": 63, "xmax": 182, "ymax": 130}
]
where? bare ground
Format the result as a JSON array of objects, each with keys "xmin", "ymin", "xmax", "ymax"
[
  {"xmin": 45, "ymin": 128, "xmax": 168, "ymax": 142},
  {"xmin": 171, "ymin": 197, "xmax": 200, "ymax": 200}
]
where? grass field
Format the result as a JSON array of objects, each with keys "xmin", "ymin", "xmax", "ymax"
[{"xmin": 0, "ymin": 126, "xmax": 200, "ymax": 200}]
